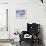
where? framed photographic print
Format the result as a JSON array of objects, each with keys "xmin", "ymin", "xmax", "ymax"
[{"xmin": 16, "ymin": 9, "xmax": 27, "ymax": 19}]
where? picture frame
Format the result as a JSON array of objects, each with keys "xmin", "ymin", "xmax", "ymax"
[{"xmin": 16, "ymin": 9, "xmax": 27, "ymax": 19}]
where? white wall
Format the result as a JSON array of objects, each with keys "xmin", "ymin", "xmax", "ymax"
[{"xmin": 0, "ymin": 0, "xmax": 8, "ymax": 3}]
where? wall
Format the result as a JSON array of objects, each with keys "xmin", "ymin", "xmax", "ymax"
[{"xmin": 0, "ymin": 0, "xmax": 8, "ymax": 3}]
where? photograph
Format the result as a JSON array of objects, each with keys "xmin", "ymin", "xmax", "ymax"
[
  {"xmin": 16, "ymin": 9, "xmax": 27, "ymax": 19},
  {"xmin": 0, "ymin": 0, "xmax": 46, "ymax": 46}
]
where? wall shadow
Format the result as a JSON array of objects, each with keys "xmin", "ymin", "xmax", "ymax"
[{"xmin": 39, "ymin": 25, "xmax": 45, "ymax": 46}]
